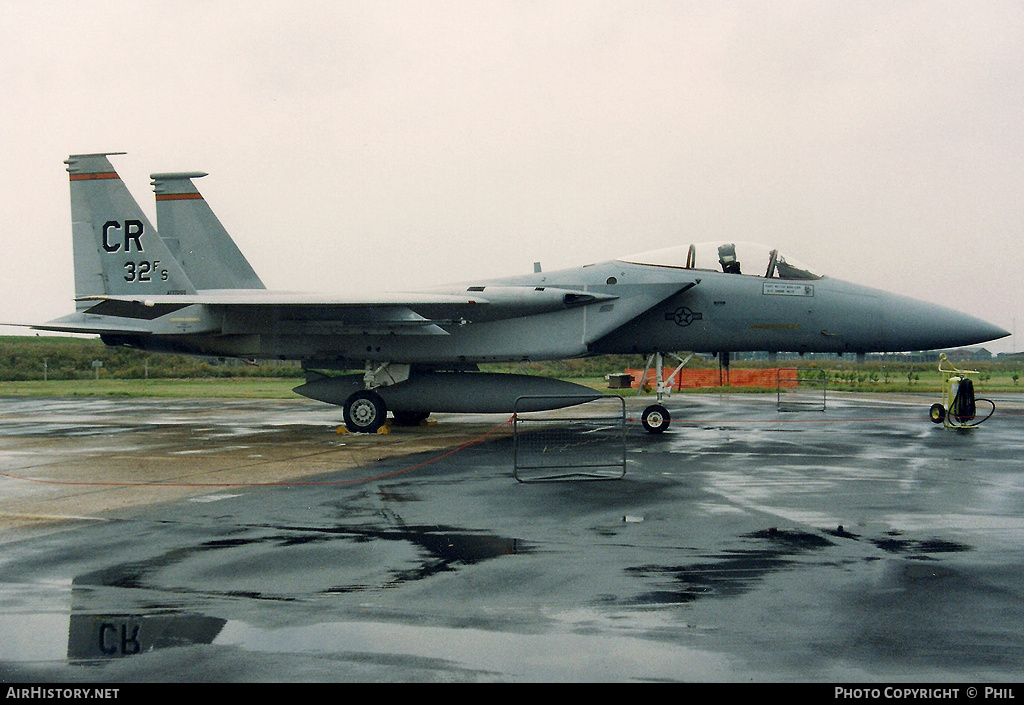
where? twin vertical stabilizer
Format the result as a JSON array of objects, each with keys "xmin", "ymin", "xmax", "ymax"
[
  {"xmin": 66, "ymin": 153, "xmax": 196, "ymax": 308},
  {"xmin": 67, "ymin": 153, "xmax": 265, "ymax": 312}
]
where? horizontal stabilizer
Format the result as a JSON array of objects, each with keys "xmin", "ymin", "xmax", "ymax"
[{"xmin": 30, "ymin": 313, "xmax": 153, "ymax": 336}]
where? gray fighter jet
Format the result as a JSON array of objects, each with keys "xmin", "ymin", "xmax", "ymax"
[{"xmin": 37, "ymin": 153, "xmax": 1008, "ymax": 433}]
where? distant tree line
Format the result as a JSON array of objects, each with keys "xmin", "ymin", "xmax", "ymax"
[{"xmin": 0, "ymin": 336, "xmax": 302, "ymax": 381}]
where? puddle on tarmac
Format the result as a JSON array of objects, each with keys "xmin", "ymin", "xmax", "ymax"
[
  {"xmin": 2, "ymin": 608, "xmax": 736, "ymax": 680},
  {"xmin": 625, "ymin": 525, "xmax": 976, "ymax": 606},
  {"xmin": 0, "ymin": 525, "xmax": 533, "ymax": 668},
  {"xmin": 0, "ymin": 610, "xmax": 225, "ymax": 664},
  {"xmin": 870, "ymin": 531, "xmax": 972, "ymax": 556},
  {"xmin": 70, "ymin": 524, "xmax": 532, "ymax": 601},
  {"xmin": 625, "ymin": 528, "xmax": 835, "ymax": 605},
  {"xmin": 207, "ymin": 615, "xmax": 738, "ymax": 680}
]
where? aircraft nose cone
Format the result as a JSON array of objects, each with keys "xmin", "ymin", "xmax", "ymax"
[
  {"xmin": 882, "ymin": 293, "xmax": 1009, "ymax": 351},
  {"xmin": 973, "ymin": 320, "xmax": 1012, "ymax": 345}
]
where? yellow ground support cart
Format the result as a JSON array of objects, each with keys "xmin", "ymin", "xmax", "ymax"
[{"xmin": 929, "ymin": 353, "xmax": 995, "ymax": 428}]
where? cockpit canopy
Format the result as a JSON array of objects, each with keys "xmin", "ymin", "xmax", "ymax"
[{"xmin": 618, "ymin": 241, "xmax": 821, "ymax": 280}]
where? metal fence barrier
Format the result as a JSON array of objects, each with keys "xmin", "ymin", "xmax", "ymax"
[{"xmin": 512, "ymin": 395, "xmax": 626, "ymax": 482}]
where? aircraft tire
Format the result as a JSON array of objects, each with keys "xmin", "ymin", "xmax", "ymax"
[
  {"xmin": 929, "ymin": 403, "xmax": 946, "ymax": 424},
  {"xmin": 344, "ymin": 390, "xmax": 387, "ymax": 433},
  {"xmin": 641, "ymin": 404, "xmax": 671, "ymax": 434}
]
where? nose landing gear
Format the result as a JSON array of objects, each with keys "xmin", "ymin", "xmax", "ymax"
[
  {"xmin": 641, "ymin": 404, "xmax": 670, "ymax": 433},
  {"xmin": 637, "ymin": 351, "xmax": 695, "ymax": 434}
]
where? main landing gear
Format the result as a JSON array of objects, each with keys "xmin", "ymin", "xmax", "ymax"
[
  {"xmin": 342, "ymin": 360, "xmax": 393, "ymax": 432},
  {"xmin": 340, "ymin": 361, "xmax": 433, "ymax": 433},
  {"xmin": 340, "ymin": 362, "xmax": 401, "ymax": 434},
  {"xmin": 343, "ymin": 389, "xmax": 387, "ymax": 434},
  {"xmin": 340, "ymin": 390, "xmax": 432, "ymax": 433}
]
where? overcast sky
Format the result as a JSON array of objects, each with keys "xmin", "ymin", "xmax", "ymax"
[{"xmin": 1, "ymin": 0, "xmax": 1021, "ymax": 351}]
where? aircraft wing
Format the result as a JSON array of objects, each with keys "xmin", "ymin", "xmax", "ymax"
[
  {"xmin": 58, "ymin": 286, "xmax": 621, "ymax": 337},
  {"xmin": 75, "ymin": 291, "xmax": 491, "ymax": 307}
]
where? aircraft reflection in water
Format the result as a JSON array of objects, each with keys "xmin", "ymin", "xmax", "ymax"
[
  {"xmin": 35, "ymin": 153, "xmax": 1008, "ymax": 433},
  {"xmin": 63, "ymin": 526, "xmax": 525, "ymax": 662},
  {"xmin": 67, "ymin": 613, "xmax": 225, "ymax": 660}
]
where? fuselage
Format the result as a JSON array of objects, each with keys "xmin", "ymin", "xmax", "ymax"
[{"xmin": 104, "ymin": 254, "xmax": 1007, "ymax": 366}]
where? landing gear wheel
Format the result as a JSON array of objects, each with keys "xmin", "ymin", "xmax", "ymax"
[
  {"xmin": 344, "ymin": 390, "xmax": 387, "ymax": 433},
  {"xmin": 393, "ymin": 411, "xmax": 430, "ymax": 426},
  {"xmin": 641, "ymin": 404, "xmax": 671, "ymax": 434},
  {"xmin": 929, "ymin": 403, "xmax": 946, "ymax": 424}
]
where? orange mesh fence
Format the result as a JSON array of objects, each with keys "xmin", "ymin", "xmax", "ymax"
[{"xmin": 624, "ymin": 368, "xmax": 799, "ymax": 390}]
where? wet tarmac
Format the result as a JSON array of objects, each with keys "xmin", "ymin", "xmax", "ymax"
[{"xmin": 0, "ymin": 392, "xmax": 1022, "ymax": 682}]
